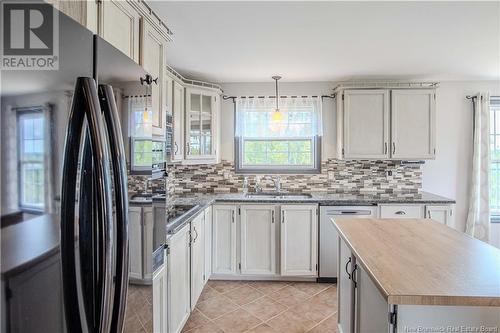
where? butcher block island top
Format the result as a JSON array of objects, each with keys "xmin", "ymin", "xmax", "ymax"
[{"xmin": 332, "ymin": 218, "xmax": 500, "ymax": 307}]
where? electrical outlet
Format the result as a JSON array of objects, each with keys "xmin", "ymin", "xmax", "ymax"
[{"xmin": 386, "ymin": 170, "xmax": 393, "ymax": 180}]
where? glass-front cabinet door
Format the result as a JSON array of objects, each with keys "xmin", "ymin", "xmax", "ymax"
[{"xmin": 185, "ymin": 88, "xmax": 217, "ymax": 160}]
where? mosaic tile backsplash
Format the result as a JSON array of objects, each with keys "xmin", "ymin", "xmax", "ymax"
[{"xmin": 164, "ymin": 159, "xmax": 422, "ymax": 196}]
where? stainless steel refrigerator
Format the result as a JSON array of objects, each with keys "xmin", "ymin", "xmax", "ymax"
[{"xmin": 1, "ymin": 5, "xmax": 150, "ymax": 332}]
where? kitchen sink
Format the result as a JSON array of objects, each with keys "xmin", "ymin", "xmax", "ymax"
[{"xmin": 245, "ymin": 192, "xmax": 312, "ymax": 199}]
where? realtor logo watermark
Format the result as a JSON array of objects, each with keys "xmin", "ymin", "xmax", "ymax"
[{"xmin": 1, "ymin": 1, "xmax": 59, "ymax": 70}]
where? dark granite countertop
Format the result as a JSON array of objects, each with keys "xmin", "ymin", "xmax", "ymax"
[
  {"xmin": 2, "ymin": 192, "xmax": 453, "ymax": 277},
  {"xmin": 1, "ymin": 214, "xmax": 60, "ymax": 278},
  {"xmin": 164, "ymin": 191, "xmax": 455, "ymax": 238}
]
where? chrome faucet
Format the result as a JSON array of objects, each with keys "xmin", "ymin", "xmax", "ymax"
[{"xmin": 262, "ymin": 175, "xmax": 281, "ymax": 193}]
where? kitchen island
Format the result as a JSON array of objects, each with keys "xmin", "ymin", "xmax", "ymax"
[{"xmin": 333, "ymin": 218, "xmax": 500, "ymax": 333}]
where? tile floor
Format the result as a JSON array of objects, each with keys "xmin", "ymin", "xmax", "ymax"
[
  {"xmin": 183, "ymin": 280, "xmax": 338, "ymax": 333},
  {"xmin": 124, "ymin": 283, "xmax": 153, "ymax": 333}
]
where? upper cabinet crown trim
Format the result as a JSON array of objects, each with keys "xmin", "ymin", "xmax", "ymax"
[{"xmin": 333, "ymin": 81, "xmax": 439, "ymax": 92}]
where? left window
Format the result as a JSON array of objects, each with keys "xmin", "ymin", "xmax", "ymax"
[
  {"xmin": 18, "ymin": 111, "xmax": 45, "ymax": 211},
  {"xmin": 129, "ymin": 95, "xmax": 153, "ymax": 173}
]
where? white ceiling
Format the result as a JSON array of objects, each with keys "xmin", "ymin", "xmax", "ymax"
[{"xmin": 149, "ymin": 1, "xmax": 500, "ymax": 83}]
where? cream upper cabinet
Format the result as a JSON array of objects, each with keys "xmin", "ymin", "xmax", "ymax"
[
  {"xmin": 391, "ymin": 89, "xmax": 436, "ymax": 159},
  {"xmin": 343, "ymin": 89, "xmax": 390, "ymax": 159},
  {"xmin": 141, "ymin": 19, "xmax": 167, "ymax": 137},
  {"xmin": 338, "ymin": 87, "xmax": 437, "ymax": 160},
  {"xmin": 240, "ymin": 205, "xmax": 277, "ymax": 276},
  {"xmin": 185, "ymin": 88, "xmax": 219, "ymax": 163},
  {"xmin": 280, "ymin": 205, "xmax": 318, "ymax": 277},
  {"xmin": 99, "ymin": 0, "xmax": 140, "ymax": 62},
  {"xmin": 46, "ymin": 0, "xmax": 98, "ymax": 33},
  {"xmin": 172, "ymin": 81, "xmax": 185, "ymax": 162}
]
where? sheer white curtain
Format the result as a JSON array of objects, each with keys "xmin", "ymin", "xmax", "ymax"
[
  {"xmin": 465, "ymin": 93, "xmax": 491, "ymax": 242},
  {"xmin": 235, "ymin": 96, "xmax": 323, "ymax": 137}
]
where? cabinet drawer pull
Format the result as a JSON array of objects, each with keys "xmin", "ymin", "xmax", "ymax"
[
  {"xmin": 392, "ymin": 142, "xmax": 396, "ymax": 155},
  {"xmin": 272, "ymin": 210, "xmax": 275, "ymax": 223},
  {"xmin": 384, "ymin": 142, "xmax": 388, "ymax": 155},
  {"xmin": 193, "ymin": 226, "xmax": 198, "ymax": 242},
  {"xmin": 345, "ymin": 257, "xmax": 352, "ymax": 279},
  {"xmin": 174, "ymin": 142, "xmax": 178, "ymax": 154},
  {"xmin": 395, "ymin": 211, "xmax": 406, "ymax": 215}
]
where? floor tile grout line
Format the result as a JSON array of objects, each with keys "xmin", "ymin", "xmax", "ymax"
[{"xmin": 304, "ymin": 310, "xmax": 339, "ymax": 332}]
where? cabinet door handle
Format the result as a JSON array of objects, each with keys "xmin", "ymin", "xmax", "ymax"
[
  {"xmin": 392, "ymin": 142, "xmax": 396, "ymax": 155},
  {"xmin": 232, "ymin": 211, "xmax": 235, "ymax": 223},
  {"xmin": 351, "ymin": 264, "xmax": 358, "ymax": 288},
  {"xmin": 395, "ymin": 211, "xmax": 406, "ymax": 215},
  {"xmin": 384, "ymin": 142, "xmax": 388, "ymax": 155},
  {"xmin": 281, "ymin": 211, "xmax": 285, "ymax": 224},
  {"xmin": 272, "ymin": 210, "xmax": 275, "ymax": 223},
  {"xmin": 193, "ymin": 226, "xmax": 198, "ymax": 242},
  {"xmin": 174, "ymin": 142, "xmax": 178, "ymax": 154},
  {"xmin": 345, "ymin": 257, "xmax": 352, "ymax": 280},
  {"xmin": 427, "ymin": 211, "xmax": 431, "ymax": 219}
]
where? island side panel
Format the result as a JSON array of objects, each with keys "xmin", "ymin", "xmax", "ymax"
[{"xmin": 397, "ymin": 305, "xmax": 500, "ymax": 332}]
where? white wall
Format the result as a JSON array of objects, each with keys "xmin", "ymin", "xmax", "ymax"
[{"xmin": 220, "ymin": 80, "xmax": 500, "ymax": 247}]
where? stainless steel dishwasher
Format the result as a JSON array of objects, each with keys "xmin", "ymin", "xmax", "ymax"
[{"xmin": 319, "ymin": 206, "xmax": 377, "ymax": 282}]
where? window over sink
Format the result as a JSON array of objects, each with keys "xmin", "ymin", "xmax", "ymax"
[{"xmin": 235, "ymin": 96, "xmax": 322, "ymax": 173}]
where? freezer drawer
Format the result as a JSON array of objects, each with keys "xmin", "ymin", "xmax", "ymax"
[{"xmin": 319, "ymin": 206, "xmax": 377, "ymax": 280}]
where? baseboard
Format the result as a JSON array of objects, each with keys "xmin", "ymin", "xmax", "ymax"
[
  {"xmin": 317, "ymin": 277, "xmax": 337, "ymax": 283},
  {"xmin": 209, "ymin": 274, "xmax": 317, "ymax": 282}
]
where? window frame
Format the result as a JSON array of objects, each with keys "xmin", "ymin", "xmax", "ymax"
[
  {"xmin": 490, "ymin": 96, "xmax": 500, "ymax": 223},
  {"xmin": 16, "ymin": 108, "xmax": 45, "ymax": 213},
  {"xmin": 130, "ymin": 137, "xmax": 152, "ymax": 174},
  {"xmin": 234, "ymin": 99, "xmax": 322, "ymax": 174}
]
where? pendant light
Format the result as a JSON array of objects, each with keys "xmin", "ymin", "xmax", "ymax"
[{"xmin": 271, "ymin": 75, "xmax": 283, "ymax": 122}]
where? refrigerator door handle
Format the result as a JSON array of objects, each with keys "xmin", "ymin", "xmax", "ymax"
[
  {"xmin": 98, "ymin": 84, "xmax": 129, "ymax": 333},
  {"xmin": 60, "ymin": 77, "xmax": 114, "ymax": 333}
]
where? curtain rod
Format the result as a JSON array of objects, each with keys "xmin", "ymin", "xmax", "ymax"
[{"xmin": 222, "ymin": 94, "xmax": 335, "ymax": 101}]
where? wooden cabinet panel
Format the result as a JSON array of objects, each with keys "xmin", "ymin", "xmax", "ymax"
[
  {"xmin": 129, "ymin": 206, "xmax": 143, "ymax": 280},
  {"xmin": 172, "ymin": 81, "xmax": 185, "ymax": 161},
  {"xmin": 391, "ymin": 89, "xmax": 436, "ymax": 159},
  {"xmin": 167, "ymin": 224, "xmax": 191, "ymax": 333},
  {"xmin": 240, "ymin": 205, "xmax": 277, "ymax": 275},
  {"xmin": 100, "ymin": 0, "xmax": 140, "ymax": 62},
  {"xmin": 212, "ymin": 205, "xmax": 237, "ymax": 275},
  {"xmin": 141, "ymin": 19, "xmax": 167, "ymax": 138},
  {"xmin": 190, "ymin": 214, "xmax": 205, "ymax": 308},
  {"xmin": 338, "ymin": 238, "xmax": 354, "ymax": 333},
  {"xmin": 204, "ymin": 206, "xmax": 213, "ymax": 281},
  {"xmin": 355, "ymin": 264, "xmax": 389, "ymax": 333},
  {"xmin": 143, "ymin": 206, "xmax": 154, "ymax": 281},
  {"xmin": 426, "ymin": 205, "xmax": 454, "ymax": 226},
  {"xmin": 343, "ymin": 89, "xmax": 390, "ymax": 159},
  {"xmin": 280, "ymin": 205, "xmax": 318, "ymax": 276},
  {"xmin": 152, "ymin": 263, "xmax": 166, "ymax": 333}
]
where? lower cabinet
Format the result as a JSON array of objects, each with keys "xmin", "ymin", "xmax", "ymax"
[
  {"xmin": 190, "ymin": 213, "xmax": 205, "ymax": 308},
  {"xmin": 204, "ymin": 206, "xmax": 213, "ymax": 281},
  {"xmin": 128, "ymin": 205, "xmax": 154, "ymax": 282},
  {"xmin": 280, "ymin": 205, "xmax": 318, "ymax": 276},
  {"xmin": 167, "ymin": 223, "xmax": 191, "ymax": 333},
  {"xmin": 425, "ymin": 205, "xmax": 454, "ymax": 225},
  {"xmin": 212, "ymin": 205, "xmax": 237, "ymax": 275},
  {"xmin": 152, "ymin": 260, "xmax": 167, "ymax": 333},
  {"xmin": 211, "ymin": 203, "xmax": 318, "ymax": 279},
  {"xmin": 240, "ymin": 205, "xmax": 277, "ymax": 276}
]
